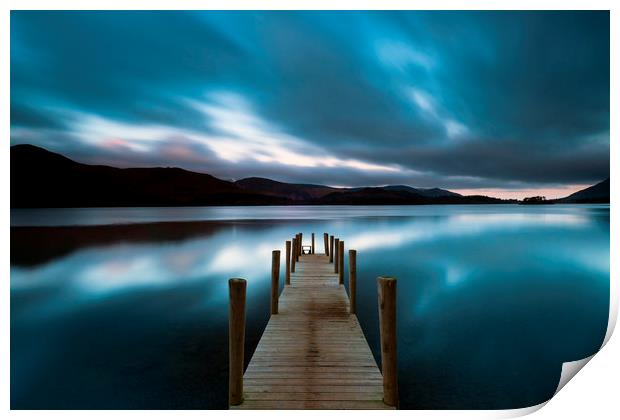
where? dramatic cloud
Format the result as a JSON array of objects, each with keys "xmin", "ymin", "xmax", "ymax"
[{"xmin": 10, "ymin": 11, "xmax": 610, "ymax": 197}]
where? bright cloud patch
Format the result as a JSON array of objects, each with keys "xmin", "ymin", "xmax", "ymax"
[
  {"xmin": 376, "ymin": 40, "xmax": 433, "ymax": 71},
  {"xmin": 66, "ymin": 91, "xmax": 402, "ymax": 176}
]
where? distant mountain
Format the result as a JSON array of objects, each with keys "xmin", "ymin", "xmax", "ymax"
[
  {"xmin": 317, "ymin": 187, "xmax": 503, "ymax": 205},
  {"xmin": 557, "ymin": 178, "xmax": 610, "ymax": 203},
  {"xmin": 235, "ymin": 177, "xmax": 340, "ymax": 201},
  {"xmin": 317, "ymin": 187, "xmax": 428, "ymax": 205},
  {"xmin": 235, "ymin": 179, "xmax": 462, "ymax": 201},
  {"xmin": 10, "ymin": 144, "xmax": 510, "ymax": 208},
  {"xmin": 382, "ymin": 185, "xmax": 462, "ymax": 198},
  {"xmin": 11, "ymin": 144, "xmax": 283, "ymax": 207}
]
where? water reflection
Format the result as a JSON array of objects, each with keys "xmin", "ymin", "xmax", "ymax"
[{"xmin": 10, "ymin": 205, "xmax": 609, "ymax": 409}]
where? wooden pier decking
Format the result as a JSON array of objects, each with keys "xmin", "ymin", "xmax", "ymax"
[{"xmin": 229, "ymin": 233, "xmax": 397, "ymax": 410}]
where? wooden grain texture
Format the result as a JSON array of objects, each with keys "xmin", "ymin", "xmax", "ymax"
[
  {"xmin": 324, "ymin": 233, "xmax": 329, "ymax": 256},
  {"xmin": 338, "ymin": 241, "xmax": 344, "ymax": 284},
  {"xmin": 285, "ymin": 241, "xmax": 291, "ymax": 285},
  {"xmin": 233, "ymin": 253, "xmax": 392, "ymax": 410},
  {"xmin": 334, "ymin": 238, "xmax": 340, "ymax": 273},
  {"xmin": 270, "ymin": 250, "xmax": 280, "ymax": 315},
  {"xmin": 291, "ymin": 237, "xmax": 297, "ymax": 272},
  {"xmin": 349, "ymin": 249, "xmax": 357, "ymax": 314},
  {"xmin": 378, "ymin": 276, "xmax": 398, "ymax": 407}
]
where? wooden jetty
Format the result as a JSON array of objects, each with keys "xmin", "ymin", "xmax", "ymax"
[{"xmin": 228, "ymin": 232, "xmax": 398, "ymax": 410}]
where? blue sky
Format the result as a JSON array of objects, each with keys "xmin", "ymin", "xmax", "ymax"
[{"xmin": 10, "ymin": 11, "xmax": 609, "ymax": 198}]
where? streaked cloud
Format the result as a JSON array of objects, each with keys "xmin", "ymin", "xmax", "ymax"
[
  {"xmin": 10, "ymin": 11, "xmax": 609, "ymax": 194},
  {"xmin": 376, "ymin": 40, "xmax": 434, "ymax": 71}
]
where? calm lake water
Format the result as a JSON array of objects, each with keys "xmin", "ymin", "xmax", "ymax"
[{"xmin": 10, "ymin": 205, "xmax": 609, "ymax": 409}]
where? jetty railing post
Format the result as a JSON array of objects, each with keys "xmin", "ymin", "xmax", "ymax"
[
  {"xmin": 285, "ymin": 241, "xmax": 291, "ymax": 285},
  {"xmin": 338, "ymin": 241, "xmax": 344, "ymax": 284},
  {"xmin": 349, "ymin": 250, "xmax": 357, "ymax": 314},
  {"xmin": 377, "ymin": 276, "xmax": 398, "ymax": 407},
  {"xmin": 299, "ymin": 233, "xmax": 303, "ymax": 255},
  {"xmin": 311, "ymin": 233, "xmax": 315, "ymax": 254},
  {"xmin": 329, "ymin": 235, "xmax": 334, "ymax": 263},
  {"xmin": 296, "ymin": 234, "xmax": 301, "ymax": 261},
  {"xmin": 271, "ymin": 250, "xmax": 280, "ymax": 315},
  {"xmin": 334, "ymin": 238, "xmax": 340, "ymax": 273},
  {"xmin": 291, "ymin": 237, "xmax": 297, "ymax": 273},
  {"xmin": 228, "ymin": 278, "xmax": 247, "ymax": 406},
  {"xmin": 324, "ymin": 233, "xmax": 329, "ymax": 256}
]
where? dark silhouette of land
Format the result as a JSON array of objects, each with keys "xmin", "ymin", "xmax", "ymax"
[
  {"xmin": 555, "ymin": 178, "xmax": 610, "ymax": 203},
  {"xmin": 11, "ymin": 144, "xmax": 607, "ymax": 207},
  {"xmin": 234, "ymin": 177, "xmax": 340, "ymax": 201},
  {"xmin": 234, "ymin": 177, "xmax": 461, "ymax": 201},
  {"xmin": 313, "ymin": 187, "xmax": 500, "ymax": 205},
  {"xmin": 11, "ymin": 144, "xmax": 282, "ymax": 207},
  {"xmin": 520, "ymin": 196, "xmax": 551, "ymax": 205}
]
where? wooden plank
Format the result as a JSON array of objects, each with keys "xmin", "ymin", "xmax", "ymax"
[
  {"xmin": 244, "ymin": 392, "xmax": 384, "ymax": 401},
  {"xmin": 244, "ymin": 372, "xmax": 383, "ymax": 378},
  {"xmin": 244, "ymin": 385, "xmax": 383, "ymax": 393},
  {"xmin": 232, "ymin": 400, "xmax": 393, "ymax": 409},
  {"xmin": 234, "ymin": 252, "xmax": 389, "ymax": 410},
  {"xmin": 246, "ymin": 366, "xmax": 381, "ymax": 373},
  {"xmin": 243, "ymin": 378, "xmax": 384, "ymax": 386}
]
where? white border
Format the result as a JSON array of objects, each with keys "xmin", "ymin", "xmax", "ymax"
[{"xmin": 3, "ymin": 1, "xmax": 616, "ymax": 419}]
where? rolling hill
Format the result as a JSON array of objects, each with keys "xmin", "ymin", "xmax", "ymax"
[
  {"xmin": 234, "ymin": 177, "xmax": 340, "ymax": 201},
  {"xmin": 11, "ymin": 144, "xmax": 284, "ymax": 207},
  {"xmin": 11, "ymin": 144, "xmax": 514, "ymax": 207},
  {"xmin": 557, "ymin": 178, "xmax": 610, "ymax": 203}
]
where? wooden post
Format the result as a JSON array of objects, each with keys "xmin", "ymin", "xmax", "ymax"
[
  {"xmin": 299, "ymin": 233, "xmax": 303, "ymax": 255},
  {"xmin": 324, "ymin": 233, "xmax": 329, "ymax": 256},
  {"xmin": 334, "ymin": 238, "xmax": 340, "ymax": 273},
  {"xmin": 271, "ymin": 250, "xmax": 280, "ymax": 315},
  {"xmin": 285, "ymin": 241, "xmax": 291, "ymax": 285},
  {"xmin": 228, "ymin": 278, "xmax": 246, "ymax": 406},
  {"xmin": 311, "ymin": 233, "xmax": 315, "ymax": 254},
  {"xmin": 349, "ymin": 250, "xmax": 357, "ymax": 314},
  {"xmin": 338, "ymin": 241, "xmax": 344, "ymax": 284},
  {"xmin": 296, "ymin": 234, "xmax": 301, "ymax": 261},
  {"xmin": 329, "ymin": 235, "xmax": 334, "ymax": 263},
  {"xmin": 291, "ymin": 237, "xmax": 297, "ymax": 272},
  {"xmin": 377, "ymin": 276, "xmax": 398, "ymax": 407}
]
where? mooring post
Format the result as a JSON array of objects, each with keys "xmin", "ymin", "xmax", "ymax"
[
  {"xmin": 228, "ymin": 278, "xmax": 246, "ymax": 406},
  {"xmin": 334, "ymin": 238, "xmax": 340, "ymax": 273},
  {"xmin": 299, "ymin": 233, "xmax": 303, "ymax": 255},
  {"xmin": 291, "ymin": 237, "xmax": 297, "ymax": 272},
  {"xmin": 296, "ymin": 234, "xmax": 301, "ymax": 261},
  {"xmin": 271, "ymin": 250, "xmax": 280, "ymax": 315},
  {"xmin": 285, "ymin": 241, "xmax": 291, "ymax": 285},
  {"xmin": 377, "ymin": 276, "xmax": 398, "ymax": 407},
  {"xmin": 349, "ymin": 250, "xmax": 357, "ymax": 314},
  {"xmin": 324, "ymin": 233, "xmax": 329, "ymax": 256},
  {"xmin": 329, "ymin": 235, "xmax": 334, "ymax": 263},
  {"xmin": 311, "ymin": 233, "xmax": 315, "ymax": 254},
  {"xmin": 338, "ymin": 241, "xmax": 344, "ymax": 284}
]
